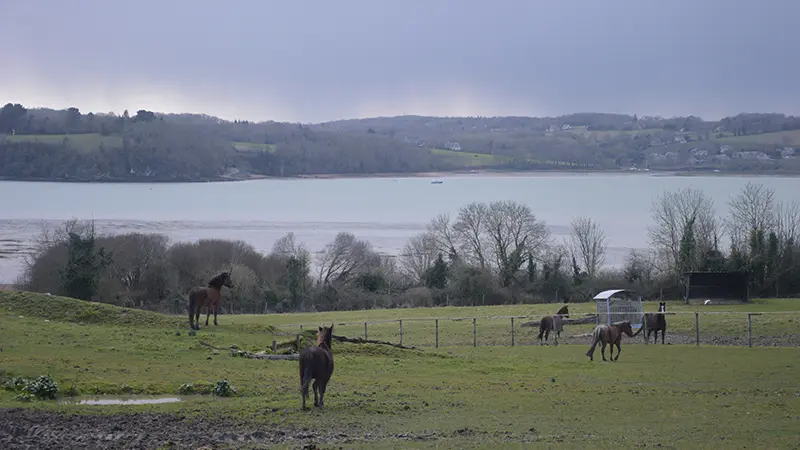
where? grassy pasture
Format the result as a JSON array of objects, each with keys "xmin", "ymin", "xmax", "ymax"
[
  {"xmin": 713, "ymin": 129, "xmax": 800, "ymax": 146},
  {"xmin": 430, "ymin": 148, "xmax": 510, "ymax": 166},
  {"xmin": 232, "ymin": 141, "xmax": 277, "ymax": 153},
  {"xmin": 1, "ymin": 292, "xmax": 799, "ymax": 448},
  {"xmin": 4, "ymin": 133, "xmax": 123, "ymax": 152}
]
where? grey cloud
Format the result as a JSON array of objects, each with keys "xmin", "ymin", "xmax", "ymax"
[{"xmin": 2, "ymin": 0, "xmax": 799, "ymax": 122}]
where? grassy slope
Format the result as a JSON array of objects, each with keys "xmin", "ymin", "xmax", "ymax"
[
  {"xmin": 232, "ymin": 141, "xmax": 277, "ymax": 153},
  {"xmin": 1, "ymin": 292, "xmax": 799, "ymax": 448},
  {"xmin": 714, "ymin": 129, "xmax": 800, "ymax": 146},
  {"xmin": 5, "ymin": 134, "xmax": 123, "ymax": 152}
]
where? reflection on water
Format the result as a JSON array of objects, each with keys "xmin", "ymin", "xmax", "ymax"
[{"xmin": 63, "ymin": 396, "xmax": 183, "ymax": 405}]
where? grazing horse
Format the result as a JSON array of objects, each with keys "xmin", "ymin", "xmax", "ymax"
[
  {"xmin": 537, "ymin": 304, "xmax": 570, "ymax": 346},
  {"xmin": 299, "ymin": 324, "xmax": 335, "ymax": 410},
  {"xmin": 643, "ymin": 301, "xmax": 668, "ymax": 344},
  {"xmin": 586, "ymin": 321, "xmax": 638, "ymax": 362},
  {"xmin": 187, "ymin": 271, "xmax": 234, "ymax": 330}
]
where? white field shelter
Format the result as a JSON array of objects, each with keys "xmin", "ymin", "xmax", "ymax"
[{"xmin": 594, "ymin": 289, "xmax": 644, "ymax": 330}]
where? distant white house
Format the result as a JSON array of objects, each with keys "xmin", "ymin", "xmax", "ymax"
[
  {"xmin": 780, "ymin": 147, "xmax": 795, "ymax": 158},
  {"xmin": 443, "ymin": 141, "xmax": 462, "ymax": 151},
  {"xmin": 674, "ymin": 136, "xmax": 687, "ymax": 144},
  {"xmin": 561, "ymin": 124, "xmax": 572, "ymax": 130},
  {"xmin": 734, "ymin": 151, "xmax": 771, "ymax": 161},
  {"xmin": 719, "ymin": 144, "xmax": 734, "ymax": 154}
]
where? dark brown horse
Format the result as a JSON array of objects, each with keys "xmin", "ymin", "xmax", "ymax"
[
  {"xmin": 586, "ymin": 321, "xmax": 638, "ymax": 362},
  {"xmin": 187, "ymin": 271, "xmax": 234, "ymax": 330},
  {"xmin": 299, "ymin": 324, "xmax": 335, "ymax": 410},
  {"xmin": 643, "ymin": 301, "xmax": 668, "ymax": 344},
  {"xmin": 538, "ymin": 304, "xmax": 570, "ymax": 346}
]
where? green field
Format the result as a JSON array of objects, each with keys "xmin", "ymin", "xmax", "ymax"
[
  {"xmin": 430, "ymin": 148, "xmax": 511, "ymax": 166},
  {"xmin": 4, "ymin": 133, "xmax": 123, "ymax": 152},
  {"xmin": 233, "ymin": 141, "xmax": 277, "ymax": 152},
  {"xmin": 1, "ymin": 292, "xmax": 799, "ymax": 448},
  {"xmin": 713, "ymin": 129, "xmax": 800, "ymax": 146}
]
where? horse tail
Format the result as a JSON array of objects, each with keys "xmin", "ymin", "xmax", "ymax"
[
  {"xmin": 537, "ymin": 317, "xmax": 547, "ymax": 340},
  {"xmin": 188, "ymin": 290, "xmax": 196, "ymax": 318},
  {"xmin": 299, "ymin": 362, "xmax": 313, "ymax": 395},
  {"xmin": 586, "ymin": 325, "xmax": 602, "ymax": 356}
]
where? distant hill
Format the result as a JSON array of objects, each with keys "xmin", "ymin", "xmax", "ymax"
[{"xmin": 2, "ymin": 102, "xmax": 799, "ymax": 182}]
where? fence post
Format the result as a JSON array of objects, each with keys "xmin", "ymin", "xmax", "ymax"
[
  {"xmin": 747, "ymin": 313, "xmax": 752, "ymax": 347},
  {"xmin": 435, "ymin": 319, "xmax": 439, "ymax": 348},
  {"xmin": 473, "ymin": 318, "xmax": 477, "ymax": 347},
  {"xmin": 271, "ymin": 340, "xmax": 276, "ymax": 352},
  {"xmin": 296, "ymin": 334, "xmax": 301, "ymax": 351},
  {"xmin": 399, "ymin": 320, "xmax": 403, "ymax": 346},
  {"xmin": 511, "ymin": 317, "xmax": 515, "ymax": 346},
  {"xmin": 364, "ymin": 322, "xmax": 368, "ymax": 340},
  {"xmin": 694, "ymin": 312, "xmax": 700, "ymax": 346}
]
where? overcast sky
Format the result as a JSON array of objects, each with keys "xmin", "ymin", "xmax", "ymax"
[{"xmin": 2, "ymin": 0, "xmax": 799, "ymax": 123}]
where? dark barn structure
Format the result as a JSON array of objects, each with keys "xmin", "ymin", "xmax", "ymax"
[{"xmin": 683, "ymin": 271, "xmax": 750, "ymax": 304}]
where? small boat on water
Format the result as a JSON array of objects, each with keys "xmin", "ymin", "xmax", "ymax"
[{"xmin": 431, "ymin": 179, "xmax": 443, "ymax": 184}]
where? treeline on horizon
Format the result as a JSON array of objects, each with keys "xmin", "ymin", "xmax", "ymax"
[
  {"xmin": 1, "ymin": 102, "xmax": 800, "ymax": 182},
  {"xmin": 16, "ymin": 182, "xmax": 800, "ymax": 314}
]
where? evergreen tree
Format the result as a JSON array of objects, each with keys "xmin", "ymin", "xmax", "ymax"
[
  {"xmin": 424, "ymin": 253, "xmax": 449, "ymax": 290},
  {"xmin": 60, "ymin": 226, "xmax": 112, "ymax": 300}
]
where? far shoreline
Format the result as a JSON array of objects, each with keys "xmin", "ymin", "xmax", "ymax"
[{"xmin": 2, "ymin": 168, "xmax": 800, "ymax": 184}]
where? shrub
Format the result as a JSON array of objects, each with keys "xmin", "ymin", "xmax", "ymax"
[
  {"xmin": 25, "ymin": 375, "xmax": 59, "ymax": 399},
  {"xmin": 212, "ymin": 379, "xmax": 237, "ymax": 397}
]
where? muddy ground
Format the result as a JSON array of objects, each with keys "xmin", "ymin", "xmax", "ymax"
[
  {"xmin": 0, "ymin": 409, "xmax": 535, "ymax": 449},
  {"xmin": 0, "ymin": 409, "xmax": 368, "ymax": 449}
]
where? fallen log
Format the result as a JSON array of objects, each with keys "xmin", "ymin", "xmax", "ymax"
[
  {"xmin": 331, "ymin": 334, "xmax": 420, "ymax": 351},
  {"xmin": 520, "ymin": 315, "xmax": 598, "ymax": 328}
]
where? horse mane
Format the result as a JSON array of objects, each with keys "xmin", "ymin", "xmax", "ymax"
[
  {"xmin": 555, "ymin": 304, "xmax": 569, "ymax": 316},
  {"xmin": 318, "ymin": 325, "xmax": 334, "ymax": 350},
  {"xmin": 207, "ymin": 272, "xmax": 228, "ymax": 289}
]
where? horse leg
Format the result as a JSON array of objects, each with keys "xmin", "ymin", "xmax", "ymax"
[
  {"xmin": 319, "ymin": 382, "xmax": 328, "ymax": 408},
  {"xmin": 213, "ymin": 303, "xmax": 219, "ymax": 326},
  {"xmin": 205, "ymin": 305, "xmax": 211, "ymax": 326},
  {"xmin": 554, "ymin": 330, "xmax": 559, "ymax": 347},
  {"xmin": 544, "ymin": 329, "xmax": 551, "ymax": 345},
  {"xmin": 312, "ymin": 380, "xmax": 320, "ymax": 407},
  {"xmin": 586, "ymin": 340, "xmax": 597, "ymax": 360},
  {"xmin": 194, "ymin": 310, "xmax": 201, "ymax": 330},
  {"xmin": 614, "ymin": 342, "xmax": 621, "ymax": 361},
  {"xmin": 661, "ymin": 328, "xmax": 666, "ymax": 345},
  {"xmin": 600, "ymin": 342, "xmax": 607, "ymax": 361}
]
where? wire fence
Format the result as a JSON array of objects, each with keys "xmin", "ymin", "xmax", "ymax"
[{"xmin": 274, "ymin": 311, "xmax": 800, "ymax": 349}]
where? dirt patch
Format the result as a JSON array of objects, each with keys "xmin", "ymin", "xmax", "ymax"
[{"xmin": 0, "ymin": 409, "xmax": 362, "ymax": 449}]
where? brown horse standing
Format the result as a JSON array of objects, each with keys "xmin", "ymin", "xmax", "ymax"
[
  {"xmin": 586, "ymin": 321, "xmax": 638, "ymax": 361},
  {"xmin": 299, "ymin": 324, "xmax": 335, "ymax": 410},
  {"xmin": 187, "ymin": 271, "xmax": 234, "ymax": 330},
  {"xmin": 643, "ymin": 301, "xmax": 668, "ymax": 344},
  {"xmin": 537, "ymin": 304, "xmax": 570, "ymax": 346}
]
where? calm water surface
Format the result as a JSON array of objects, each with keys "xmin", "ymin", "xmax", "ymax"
[{"xmin": 1, "ymin": 173, "xmax": 798, "ymax": 283}]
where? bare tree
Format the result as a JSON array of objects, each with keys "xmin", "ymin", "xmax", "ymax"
[
  {"xmin": 453, "ymin": 202, "xmax": 489, "ymax": 268},
  {"xmin": 102, "ymin": 233, "xmax": 170, "ymax": 306},
  {"xmin": 272, "ymin": 232, "xmax": 311, "ymax": 263},
  {"xmin": 426, "ymin": 213, "xmax": 460, "ymax": 259},
  {"xmin": 399, "ymin": 232, "xmax": 438, "ymax": 283},
  {"xmin": 567, "ymin": 216, "xmax": 607, "ymax": 278},
  {"xmin": 484, "ymin": 201, "xmax": 550, "ymax": 286},
  {"xmin": 316, "ymin": 232, "xmax": 379, "ymax": 287},
  {"xmin": 648, "ymin": 187, "xmax": 719, "ymax": 274},
  {"xmin": 727, "ymin": 182, "xmax": 776, "ymax": 246},
  {"xmin": 774, "ymin": 200, "xmax": 800, "ymax": 244}
]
